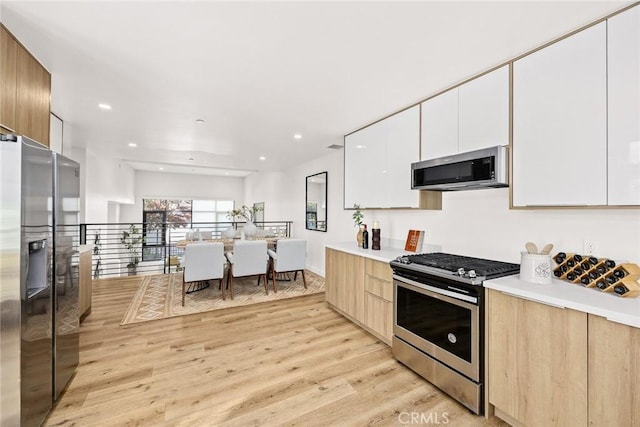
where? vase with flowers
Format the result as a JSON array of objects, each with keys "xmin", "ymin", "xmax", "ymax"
[
  {"xmin": 226, "ymin": 205, "xmax": 263, "ymax": 238},
  {"xmin": 352, "ymin": 204, "xmax": 364, "ymax": 247}
]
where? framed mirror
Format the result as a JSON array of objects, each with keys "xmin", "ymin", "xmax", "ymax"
[{"xmin": 306, "ymin": 172, "xmax": 327, "ymax": 232}]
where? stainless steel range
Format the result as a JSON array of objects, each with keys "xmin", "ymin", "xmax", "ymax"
[{"xmin": 390, "ymin": 252, "xmax": 519, "ymax": 414}]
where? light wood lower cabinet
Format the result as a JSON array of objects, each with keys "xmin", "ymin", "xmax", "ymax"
[
  {"xmin": 364, "ymin": 258, "xmax": 393, "ymax": 344},
  {"xmin": 325, "ymin": 248, "xmax": 364, "ymax": 323},
  {"xmin": 487, "ymin": 289, "xmax": 588, "ymax": 426},
  {"xmin": 488, "ymin": 289, "xmax": 640, "ymax": 427},
  {"xmin": 79, "ymin": 250, "xmax": 92, "ymax": 321},
  {"xmin": 588, "ymin": 314, "xmax": 640, "ymax": 426},
  {"xmin": 325, "ymin": 248, "xmax": 394, "ymax": 344}
]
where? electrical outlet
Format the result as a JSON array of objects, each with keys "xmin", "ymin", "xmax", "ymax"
[{"xmin": 583, "ymin": 240, "xmax": 596, "ymax": 255}]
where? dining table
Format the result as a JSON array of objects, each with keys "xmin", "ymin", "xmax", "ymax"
[{"xmin": 175, "ymin": 237, "xmax": 281, "ymax": 252}]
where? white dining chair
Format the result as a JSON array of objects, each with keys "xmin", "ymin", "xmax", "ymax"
[
  {"xmin": 268, "ymin": 239, "xmax": 307, "ymax": 292},
  {"xmin": 182, "ymin": 242, "xmax": 226, "ymax": 306},
  {"xmin": 225, "ymin": 240, "xmax": 269, "ymax": 299}
]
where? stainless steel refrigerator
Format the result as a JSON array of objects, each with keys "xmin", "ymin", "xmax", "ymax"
[{"xmin": 0, "ymin": 135, "xmax": 80, "ymax": 426}]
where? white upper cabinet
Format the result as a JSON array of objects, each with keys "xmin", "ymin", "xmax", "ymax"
[
  {"xmin": 344, "ymin": 105, "xmax": 421, "ymax": 209},
  {"xmin": 607, "ymin": 6, "xmax": 640, "ymax": 206},
  {"xmin": 421, "ymin": 65, "xmax": 509, "ymax": 160},
  {"xmin": 458, "ymin": 65, "xmax": 509, "ymax": 153},
  {"xmin": 384, "ymin": 106, "xmax": 420, "ymax": 208},
  {"xmin": 512, "ymin": 22, "xmax": 608, "ymax": 206},
  {"xmin": 421, "ymin": 88, "xmax": 458, "ymax": 160}
]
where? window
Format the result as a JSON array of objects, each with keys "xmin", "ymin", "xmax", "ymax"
[{"xmin": 142, "ymin": 198, "xmax": 234, "ymax": 261}]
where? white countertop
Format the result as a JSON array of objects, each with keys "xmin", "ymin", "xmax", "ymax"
[
  {"xmin": 325, "ymin": 241, "xmax": 442, "ymax": 263},
  {"xmin": 485, "ymin": 275, "xmax": 640, "ymax": 329}
]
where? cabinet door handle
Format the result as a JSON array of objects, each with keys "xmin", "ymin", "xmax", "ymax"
[{"xmin": 500, "ymin": 291, "xmax": 566, "ymax": 309}]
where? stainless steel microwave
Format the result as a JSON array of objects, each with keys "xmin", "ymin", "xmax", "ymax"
[{"xmin": 411, "ymin": 146, "xmax": 508, "ymax": 191}]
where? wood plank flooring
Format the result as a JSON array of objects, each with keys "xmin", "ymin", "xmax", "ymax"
[{"xmin": 45, "ymin": 275, "xmax": 508, "ymax": 426}]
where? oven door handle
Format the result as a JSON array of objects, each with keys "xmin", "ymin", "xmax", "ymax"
[{"xmin": 393, "ymin": 274, "xmax": 478, "ymax": 304}]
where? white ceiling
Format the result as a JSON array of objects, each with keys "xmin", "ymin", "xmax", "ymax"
[{"xmin": 0, "ymin": 1, "xmax": 629, "ymax": 176}]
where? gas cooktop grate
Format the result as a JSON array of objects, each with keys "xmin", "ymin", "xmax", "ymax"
[{"xmin": 404, "ymin": 252, "xmax": 520, "ymax": 277}]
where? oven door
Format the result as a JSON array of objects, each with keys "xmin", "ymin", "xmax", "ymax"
[{"xmin": 394, "ymin": 275, "xmax": 480, "ymax": 381}]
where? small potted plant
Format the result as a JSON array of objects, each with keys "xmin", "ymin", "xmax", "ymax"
[
  {"xmin": 352, "ymin": 204, "xmax": 365, "ymax": 247},
  {"xmin": 120, "ymin": 224, "xmax": 142, "ymax": 275}
]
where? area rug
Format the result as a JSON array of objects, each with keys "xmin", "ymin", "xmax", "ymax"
[{"xmin": 121, "ymin": 271, "xmax": 324, "ymax": 325}]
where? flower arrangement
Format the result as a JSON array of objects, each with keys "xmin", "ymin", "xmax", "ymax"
[
  {"xmin": 227, "ymin": 205, "xmax": 263, "ymax": 223},
  {"xmin": 352, "ymin": 204, "xmax": 364, "ymax": 227}
]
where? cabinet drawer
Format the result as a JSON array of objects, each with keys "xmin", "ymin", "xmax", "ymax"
[
  {"xmin": 364, "ymin": 275, "xmax": 393, "ymax": 301},
  {"xmin": 365, "ymin": 258, "xmax": 392, "ymax": 281}
]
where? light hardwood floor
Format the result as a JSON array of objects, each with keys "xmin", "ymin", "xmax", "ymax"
[{"xmin": 45, "ymin": 275, "xmax": 508, "ymax": 427}]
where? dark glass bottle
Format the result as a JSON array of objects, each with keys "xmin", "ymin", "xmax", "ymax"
[
  {"xmin": 588, "ymin": 257, "xmax": 599, "ymax": 266},
  {"xmin": 581, "ymin": 262, "xmax": 591, "ymax": 270},
  {"xmin": 362, "ymin": 225, "xmax": 369, "ymax": 249},
  {"xmin": 566, "ymin": 272, "xmax": 576, "ymax": 281},
  {"xmin": 567, "ymin": 260, "xmax": 576, "ymax": 268},
  {"xmin": 613, "ymin": 269, "xmax": 626, "ymax": 279},
  {"xmin": 580, "ymin": 277, "xmax": 591, "ymax": 285},
  {"xmin": 573, "ymin": 267, "xmax": 583, "ymax": 276},
  {"xmin": 588, "ymin": 271, "xmax": 599, "ymax": 280},
  {"xmin": 573, "ymin": 254, "xmax": 583, "ymax": 262},
  {"xmin": 604, "ymin": 259, "xmax": 616, "ymax": 269},
  {"xmin": 595, "ymin": 266, "xmax": 606, "ymax": 275},
  {"xmin": 554, "ymin": 252, "xmax": 567, "ymax": 264},
  {"xmin": 606, "ymin": 275, "xmax": 618, "ymax": 285},
  {"xmin": 553, "ymin": 269, "xmax": 563, "ymax": 278},
  {"xmin": 596, "ymin": 280, "xmax": 608, "ymax": 290},
  {"xmin": 613, "ymin": 284, "xmax": 628, "ymax": 295}
]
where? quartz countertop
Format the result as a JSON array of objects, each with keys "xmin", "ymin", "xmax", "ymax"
[
  {"xmin": 484, "ymin": 275, "xmax": 640, "ymax": 329},
  {"xmin": 325, "ymin": 241, "xmax": 442, "ymax": 264}
]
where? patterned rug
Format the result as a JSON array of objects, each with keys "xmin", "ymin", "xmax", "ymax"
[{"xmin": 121, "ymin": 271, "xmax": 325, "ymax": 325}]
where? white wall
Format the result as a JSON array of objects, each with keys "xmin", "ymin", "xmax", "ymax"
[
  {"xmin": 244, "ymin": 171, "xmax": 293, "ymax": 222},
  {"xmin": 119, "ymin": 170, "xmax": 245, "ymax": 223},
  {"xmin": 82, "ymin": 149, "xmax": 135, "ymax": 223},
  {"xmin": 64, "ymin": 146, "xmax": 135, "ymax": 224},
  {"xmin": 247, "ymin": 149, "xmax": 640, "ymax": 276}
]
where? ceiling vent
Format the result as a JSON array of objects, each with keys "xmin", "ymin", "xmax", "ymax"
[{"xmin": 327, "ymin": 144, "xmax": 344, "ymax": 149}]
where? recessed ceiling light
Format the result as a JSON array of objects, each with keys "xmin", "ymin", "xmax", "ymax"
[
  {"xmin": 356, "ymin": 145, "xmax": 366, "ymax": 149},
  {"xmin": 294, "ymin": 133, "xmax": 302, "ymax": 140},
  {"xmin": 128, "ymin": 143, "xmax": 137, "ymax": 148},
  {"xmin": 159, "ymin": 167, "xmax": 164, "ymax": 171},
  {"xmin": 98, "ymin": 103, "xmax": 112, "ymax": 110},
  {"xmin": 224, "ymin": 172, "xmax": 230, "ymax": 176},
  {"xmin": 259, "ymin": 156, "xmax": 266, "ymax": 161},
  {"xmin": 196, "ymin": 119, "xmax": 205, "ymax": 125}
]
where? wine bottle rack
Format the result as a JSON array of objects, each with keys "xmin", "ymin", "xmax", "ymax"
[{"xmin": 552, "ymin": 252, "xmax": 640, "ymax": 298}]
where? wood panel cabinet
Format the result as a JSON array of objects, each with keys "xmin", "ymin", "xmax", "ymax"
[
  {"xmin": 0, "ymin": 24, "xmax": 51, "ymax": 146},
  {"xmin": 325, "ymin": 248, "xmax": 365, "ymax": 323},
  {"xmin": 17, "ymin": 43, "xmax": 51, "ymax": 146},
  {"xmin": 79, "ymin": 250, "xmax": 92, "ymax": 321},
  {"xmin": 421, "ymin": 65, "xmax": 509, "ymax": 160},
  {"xmin": 0, "ymin": 26, "xmax": 18, "ymax": 133},
  {"xmin": 512, "ymin": 23, "xmax": 608, "ymax": 207},
  {"xmin": 607, "ymin": 5, "xmax": 640, "ymax": 206},
  {"xmin": 588, "ymin": 314, "xmax": 640, "ymax": 426},
  {"xmin": 325, "ymin": 248, "xmax": 394, "ymax": 344},
  {"xmin": 364, "ymin": 258, "xmax": 393, "ymax": 344},
  {"xmin": 487, "ymin": 289, "xmax": 588, "ymax": 427}
]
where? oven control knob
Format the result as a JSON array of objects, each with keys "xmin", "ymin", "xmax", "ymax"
[
  {"xmin": 457, "ymin": 267, "xmax": 465, "ymax": 276},
  {"xmin": 468, "ymin": 270, "xmax": 477, "ymax": 278}
]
